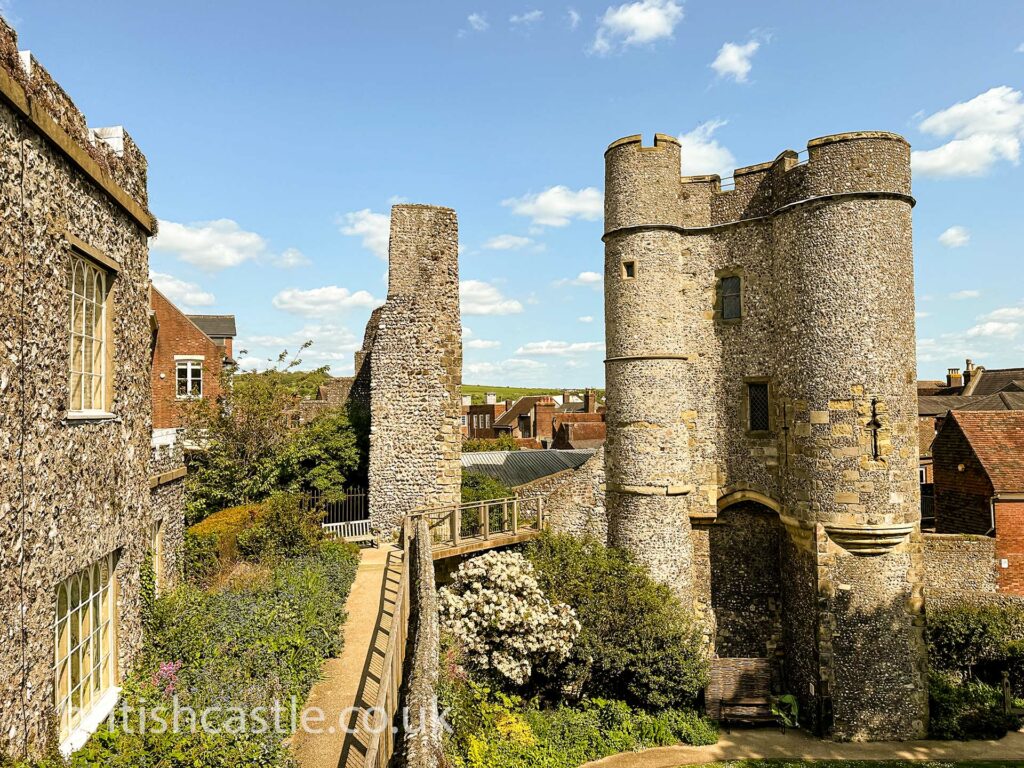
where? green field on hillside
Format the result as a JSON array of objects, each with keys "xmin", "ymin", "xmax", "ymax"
[{"xmin": 462, "ymin": 384, "xmax": 605, "ymax": 405}]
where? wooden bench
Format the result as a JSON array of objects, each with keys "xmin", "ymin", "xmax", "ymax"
[
  {"xmin": 324, "ymin": 519, "xmax": 379, "ymax": 547},
  {"xmin": 706, "ymin": 657, "xmax": 782, "ymax": 732}
]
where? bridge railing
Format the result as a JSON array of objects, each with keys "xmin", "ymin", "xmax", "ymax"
[
  {"xmin": 362, "ymin": 518, "xmax": 412, "ymax": 768},
  {"xmin": 408, "ymin": 496, "xmax": 544, "ymax": 551}
]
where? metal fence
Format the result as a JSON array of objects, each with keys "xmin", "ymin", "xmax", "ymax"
[{"xmin": 305, "ymin": 487, "xmax": 368, "ymax": 525}]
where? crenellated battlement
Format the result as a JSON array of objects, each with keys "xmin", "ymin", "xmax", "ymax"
[{"xmin": 0, "ymin": 16, "xmax": 151, "ymax": 225}]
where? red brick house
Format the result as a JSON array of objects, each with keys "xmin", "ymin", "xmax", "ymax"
[
  {"xmin": 493, "ymin": 396, "xmax": 557, "ymax": 448},
  {"xmin": 933, "ymin": 410, "xmax": 1024, "ymax": 594},
  {"xmin": 185, "ymin": 313, "xmax": 237, "ymax": 362},
  {"xmin": 552, "ymin": 389, "xmax": 606, "ymax": 449},
  {"xmin": 466, "ymin": 392, "xmax": 508, "ymax": 439},
  {"xmin": 149, "ymin": 285, "xmax": 233, "ymax": 429}
]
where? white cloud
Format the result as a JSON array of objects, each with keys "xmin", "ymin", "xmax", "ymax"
[
  {"xmin": 912, "ymin": 86, "xmax": 1024, "ymax": 177},
  {"xmin": 339, "ymin": 209, "xmax": 390, "ymax": 260},
  {"xmin": 678, "ymin": 120, "xmax": 736, "ymax": 180},
  {"xmin": 510, "ymin": 9, "xmax": 543, "ymax": 24},
  {"xmin": 152, "ymin": 219, "xmax": 269, "ymax": 272},
  {"xmin": 986, "ymin": 307, "xmax": 1024, "ymax": 321},
  {"xmin": 592, "ymin": 0, "xmax": 683, "ymax": 55},
  {"xmin": 966, "ymin": 321, "xmax": 1020, "ymax": 339},
  {"xmin": 1017, "ymin": 43, "xmax": 1024, "ymax": 53},
  {"xmin": 272, "ymin": 285, "xmax": 381, "ymax": 317},
  {"xmin": 237, "ymin": 323, "xmax": 361, "ymax": 374},
  {"xmin": 502, "ymin": 186, "xmax": 602, "ymax": 228},
  {"xmin": 464, "ymin": 358, "xmax": 546, "ymax": 383},
  {"xmin": 515, "ymin": 340, "xmax": 604, "ymax": 355},
  {"xmin": 710, "ymin": 40, "xmax": 760, "ymax": 83},
  {"xmin": 274, "ymin": 247, "xmax": 311, "ymax": 268},
  {"xmin": 916, "ymin": 311, "xmax": 930, "ymax": 319},
  {"xmin": 483, "ymin": 234, "xmax": 535, "ymax": 250},
  {"xmin": 556, "ymin": 270, "xmax": 603, "ymax": 288},
  {"xmin": 467, "ymin": 12, "xmax": 488, "ymax": 31},
  {"xmin": 150, "ymin": 272, "xmax": 215, "ymax": 310},
  {"xmin": 466, "ymin": 338, "xmax": 502, "ymax": 349},
  {"xmin": 950, "ymin": 289, "xmax": 981, "ymax": 300},
  {"xmin": 568, "ymin": 8, "xmax": 581, "ymax": 29},
  {"xmin": 938, "ymin": 226, "xmax": 970, "ymax": 248},
  {"xmin": 578, "ymin": 315, "xmax": 594, "ymax": 323},
  {"xmin": 460, "ymin": 280, "xmax": 524, "ymax": 316}
]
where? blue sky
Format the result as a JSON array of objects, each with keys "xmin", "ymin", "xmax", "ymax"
[{"xmin": 7, "ymin": 1, "xmax": 1024, "ymax": 385}]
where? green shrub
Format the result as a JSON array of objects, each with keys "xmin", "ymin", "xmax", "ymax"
[
  {"xmin": 927, "ymin": 601, "xmax": 1024, "ymax": 683},
  {"xmin": 461, "ymin": 471, "xmax": 514, "ymax": 503},
  {"xmin": 188, "ymin": 504, "xmax": 260, "ymax": 563},
  {"xmin": 236, "ymin": 493, "xmax": 325, "ymax": 561},
  {"xmin": 439, "ymin": 676, "xmax": 716, "ymax": 768},
  {"xmin": 525, "ymin": 532, "xmax": 709, "ymax": 710},
  {"xmin": 463, "ymin": 434, "xmax": 520, "ymax": 452},
  {"xmin": 64, "ymin": 540, "xmax": 360, "ymax": 767},
  {"xmin": 181, "ymin": 530, "xmax": 219, "ymax": 586},
  {"xmin": 927, "ymin": 670, "xmax": 1020, "ymax": 740}
]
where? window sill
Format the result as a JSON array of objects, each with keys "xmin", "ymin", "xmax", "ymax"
[
  {"xmin": 65, "ymin": 410, "xmax": 116, "ymax": 422},
  {"xmin": 59, "ymin": 686, "xmax": 121, "ymax": 757}
]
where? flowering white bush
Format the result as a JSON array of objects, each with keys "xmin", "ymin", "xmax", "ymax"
[{"xmin": 438, "ymin": 550, "xmax": 580, "ymax": 685}]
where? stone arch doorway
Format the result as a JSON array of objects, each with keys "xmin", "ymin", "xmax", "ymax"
[{"xmin": 706, "ymin": 500, "xmax": 784, "ymax": 660}]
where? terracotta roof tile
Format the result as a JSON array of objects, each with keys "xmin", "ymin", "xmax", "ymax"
[{"xmin": 949, "ymin": 410, "xmax": 1024, "ymax": 493}]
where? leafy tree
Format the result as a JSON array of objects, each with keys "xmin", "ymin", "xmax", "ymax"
[
  {"xmin": 463, "ymin": 434, "xmax": 519, "ymax": 452},
  {"xmin": 526, "ymin": 532, "xmax": 709, "ymax": 711},
  {"xmin": 182, "ymin": 343, "xmax": 334, "ymax": 524},
  {"xmin": 271, "ymin": 410, "xmax": 361, "ymax": 499},
  {"xmin": 462, "ymin": 471, "xmax": 514, "ymax": 503}
]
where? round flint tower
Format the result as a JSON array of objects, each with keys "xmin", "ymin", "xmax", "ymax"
[{"xmin": 603, "ymin": 134, "xmax": 697, "ymax": 600}]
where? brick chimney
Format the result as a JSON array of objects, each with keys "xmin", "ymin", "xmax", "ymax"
[
  {"xmin": 584, "ymin": 388, "xmax": 597, "ymax": 414},
  {"xmin": 946, "ymin": 368, "xmax": 963, "ymax": 389},
  {"xmin": 485, "ymin": 392, "xmax": 497, "ymax": 405},
  {"xmin": 562, "ymin": 389, "xmax": 573, "ymax": 406},
  {"xmin": 964, "ymin": 358, "xmax": 976, "ymax": 388},
  {"xmin": 534, "ymin": 397, "xmax": 557, "ymax": 442}
]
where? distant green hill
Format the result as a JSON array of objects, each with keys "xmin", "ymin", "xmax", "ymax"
[{"xmin": 462, "ymin": 384, "xmax": 605, "ymax": 405}]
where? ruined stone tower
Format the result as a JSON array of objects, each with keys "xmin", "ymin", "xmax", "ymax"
[
  {"xmin": 603, "ymin": 132, "xmax": 927, "ymax": 740},
  {"xmin": 359, "ymin": 205, "xmax": 462, "ymax": 533}
]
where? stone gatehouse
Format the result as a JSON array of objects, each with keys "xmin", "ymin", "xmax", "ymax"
[{"xmin": 598, "ymin": 131, "xmax": 926, "ymax": 741}]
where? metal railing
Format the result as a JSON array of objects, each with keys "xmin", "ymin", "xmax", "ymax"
[
  {"xmin": 305, "ymin": 487, "xmax": 369, "ymax": 526},
  {"xmin": 362, "ymin": 519, "xmax": 412, "ymax": 768},
  {"xmin": 408, "ymin": 496, "xmax": 545, "ymax": 551}
]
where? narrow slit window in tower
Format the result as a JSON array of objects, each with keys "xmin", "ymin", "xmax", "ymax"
[
  {"xmin": 622, "ymin": 261, "xmax": 636, "ymax": 279},
  {"xmin": 747, "ymin": 382, "xmax": 770, "ymax": 432}
]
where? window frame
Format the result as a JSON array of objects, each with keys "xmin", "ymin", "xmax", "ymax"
[
  {"xmin": 621, "ymin": 260, "xmax": 637, "ymax": 280},
  {"xmin": 53, "ymin": 551, "xmax": 120, "ymax": 746},
  {"xmin": 744, "ymin": 377, "xmax": 773, "ymax": 436},
  {"xmin": 715, "ymin": 268, "xmax": 745, "ymax": 324},
  {"xmin": 174, "ymin": 357, "xmax": 204, "ymax": 399},
  {"xmin": 66, "ymin": 243, "xmax": 116, "ymax": 418}
]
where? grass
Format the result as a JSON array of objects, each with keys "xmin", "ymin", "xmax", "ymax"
[{"xmin": 462, "ymin": 384, "xmax": 605, "ymax": 405}]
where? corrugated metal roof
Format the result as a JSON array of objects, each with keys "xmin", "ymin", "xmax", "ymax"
[{"xmin": 461, "ymin": 449, "xmax": 595, "ymax": 488}]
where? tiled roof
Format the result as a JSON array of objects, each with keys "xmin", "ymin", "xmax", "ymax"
[
  {"xmin": 919, "ymin": 418, "xmax": 938, "ymax": 458},
  {"xmin": 461, "ymin": 449, "xmax": 595, "ymax": 488},
  {"xmin": 493, "ymin": 396, "xmax": 547, "ymax": 428},
  {"xmin": 919, "ymin": 396, "xmax": 973, "ymax": 416},
  {"xmin": 185, "ymin": 314, "xmax": 237, "ymax": 338},
  {"xmin": 949, "ymin": 410, "xmax": 1024, "ymax": 493},
  {"xmin": 919, "ymin": 392, "xmax": 1024, "ymax": 416},
  {"xmin": 968, "ymin": 368, "xmax": 1024, "ymax": 397}
]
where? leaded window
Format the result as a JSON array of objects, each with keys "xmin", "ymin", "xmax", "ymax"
[
  {"xmin": 67, "ymin": 255, "xmax": 109, "ymax": 412},
  {"xmin": 720, "ymin": 275, "xmax": 742, "ymax": 320},
  {"xmin": 54, "ymin": 553, "xmax": 118, "ymax": 742},
  {"xmin": 748, "ymin": 381, "xmax": 770, "ymax": 432}
]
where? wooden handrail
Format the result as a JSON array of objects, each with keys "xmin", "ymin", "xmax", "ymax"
[
  {"xmin": 407, "ymin": 495, "xmax": 545, "ymax": 552},
  {"xmin": 362, "ymin": 520, "xmax": 412, "ymax": 768}
]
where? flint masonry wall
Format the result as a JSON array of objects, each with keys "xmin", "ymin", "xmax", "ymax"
[
  {"xmin": 366, "ymin": 206, "xmax": 462, "ymax": 533},
  {"xmin": 0, "ymin": 17, "xmax": 158, "ymax": 758},
  {"xmin": 603, "ymin": 131, "xmax": 926, "ymax": 740}
]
